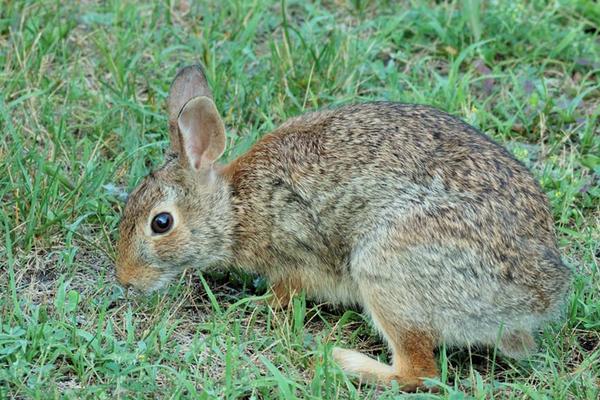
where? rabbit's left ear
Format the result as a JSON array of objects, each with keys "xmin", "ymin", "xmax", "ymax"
[{"xmin": 176, "ymin": 96, "xmax": 226, "ymax": 171}]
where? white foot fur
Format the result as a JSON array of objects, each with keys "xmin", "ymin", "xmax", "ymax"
[{"xmin": 332, "ymin": 347, "xmax": 394, "ymax": 382}]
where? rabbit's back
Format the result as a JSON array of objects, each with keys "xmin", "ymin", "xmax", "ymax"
[{"xmin": 225, "ymin": 102, "xmax": 570, "ymax": 322}]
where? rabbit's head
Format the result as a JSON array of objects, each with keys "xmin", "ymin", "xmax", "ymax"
[{"xmin": 115, "ymin": 66, "xmax": 232, "ymax": 291}]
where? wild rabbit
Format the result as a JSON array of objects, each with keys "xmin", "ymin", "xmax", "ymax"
[{"xmin": 115, "ymin": 65, "xmax": 571, "ymax": 391}]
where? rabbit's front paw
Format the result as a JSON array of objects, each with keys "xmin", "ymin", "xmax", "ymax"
[{"xmin": 267, "ymin": 278, "xmax": 302, "ymax": 310}]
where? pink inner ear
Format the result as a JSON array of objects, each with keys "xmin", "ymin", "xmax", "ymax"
[
  {"xmin": 177, "ymin": 96, "xmax": 225, "ymax": 171},
  {"xmin": 189, "ymin": 148, "xmax": 201, "ymax": 170},
  {"xmin": 193, "ymin": 158, "xmax": 202, "ymax": 170},
  {"xmin": 188, "ymin": 121, "xmax": 210, "ymax": 170}
]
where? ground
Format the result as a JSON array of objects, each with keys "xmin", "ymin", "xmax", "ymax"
[{"xmin": 0, "ymin": 0, "xmax": 598, "ymax": 399}]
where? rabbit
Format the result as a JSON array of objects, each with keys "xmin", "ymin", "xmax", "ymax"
[{"xmin": 115, "ymin": 65, "xmax": 572, "ymax": 391}]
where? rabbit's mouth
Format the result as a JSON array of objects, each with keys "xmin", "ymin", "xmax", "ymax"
[
  {"xmin": 143, "ymin": 269, "xmax": 180, "ymax": 292},
  {"xmin": 116, "ymin": 267, "xmax": 179, "ymax": 293},
  {"xmin": 115, "ymin": 258, "xmax": 173, "ymax": 292}
]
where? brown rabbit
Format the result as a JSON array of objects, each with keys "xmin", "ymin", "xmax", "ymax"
[{"xmin": 115, "ymin": 65, "xmax": 571, "ymax": 391}]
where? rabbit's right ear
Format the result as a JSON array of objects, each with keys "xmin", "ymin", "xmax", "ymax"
[{"xmin": 167, "ymin": 65, "xmax": 214, "ymax": 153}]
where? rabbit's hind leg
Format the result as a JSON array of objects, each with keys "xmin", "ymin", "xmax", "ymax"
[
  {"xmin": 368, "ymin": 293, "xmax": 438, "ymax": 391},
  {"xmin": 333, "ymin": 291, "xmax": 438, "ymax": 392},
  {"xmin": 332, "ymin": 328, "xmax": 437, "ymax": 392}
]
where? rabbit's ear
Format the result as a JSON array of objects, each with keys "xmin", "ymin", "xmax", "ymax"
[
  {"xmin": 167, "ymin": 65, "xmax": 213, "ymax": 152},
  {"xmin": 176, "ymin": 96, "xmax": 226, "ymax": 171}
]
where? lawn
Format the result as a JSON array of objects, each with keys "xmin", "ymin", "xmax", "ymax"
[{"xmin": 0, "ymin": 0, "xmax": 598, "ymax": 398}]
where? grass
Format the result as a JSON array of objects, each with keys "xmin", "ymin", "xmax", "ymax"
[{"xmin": 0, "ymin": 0, "xmax": 598, "ymax": 398}]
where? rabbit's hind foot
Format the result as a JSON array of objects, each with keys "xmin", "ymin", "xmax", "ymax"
[{"xmin": 332, "ymin": 327, "xmax": 439, "ymax": 392}]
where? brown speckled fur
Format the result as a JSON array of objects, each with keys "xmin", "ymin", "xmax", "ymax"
[{"xmin": 115, "ymin": 65, "xmax": 572, "ymax": 391}]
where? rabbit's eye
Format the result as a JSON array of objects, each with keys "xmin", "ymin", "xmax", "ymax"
[{"xmin": 151, "ymin": 212, "xmax": 173, "ymax": 234}]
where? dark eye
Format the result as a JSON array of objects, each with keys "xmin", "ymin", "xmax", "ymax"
[{"xmin": 151, "ymin": 212, "xmax": 173, "ymax": 234}]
